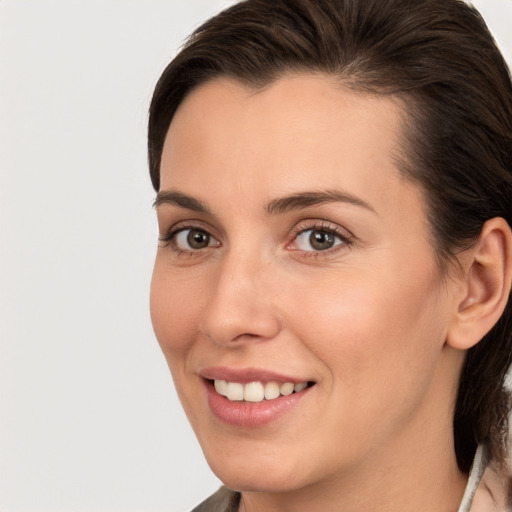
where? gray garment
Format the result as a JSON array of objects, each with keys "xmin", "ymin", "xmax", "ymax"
[
  {"xmin": 459, "ymin": 444, "xmax": 512, "ymax": 512},
  {"xmin": 192, "ymin": 486, "xmax": 239, "ymax": 512}
]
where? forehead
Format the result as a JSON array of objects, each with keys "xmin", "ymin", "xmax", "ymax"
[
  {"xmin": 160, "ymin": 74, "xmax": 419, "ymax": 217},
  {"xmin": 164, "ymin": 74, "xmax": 406, "ymax": 160}
]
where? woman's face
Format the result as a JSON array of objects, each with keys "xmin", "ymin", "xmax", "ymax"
[{"xmin": 151, "ymin": 75, "xmax": 464, "ymax": 492}]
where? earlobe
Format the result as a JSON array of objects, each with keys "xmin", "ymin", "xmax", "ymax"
[{"xmin": 446, "ymin": 217, "xmax": 512, "ymax": 350}]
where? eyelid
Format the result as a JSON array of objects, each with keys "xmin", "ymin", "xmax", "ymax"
[
  {"xmin": 158, "ymin": 219, "xmax": 221, "ymax": 248},
  {"xmin": 158, "ymin": 218, "xmax": 354, "ymax": 257},
  {"xmin": 286, "ymin": 220, "xmax": 354, "ymax": 253}
]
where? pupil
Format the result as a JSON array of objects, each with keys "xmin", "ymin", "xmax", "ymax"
[
  {"xmin": 187, "ymin": 229, "xmax": 209, "ymax": 249},
  {"xmin": 310, "ymin": 230, "xmax": 334, "ymax": 250}
]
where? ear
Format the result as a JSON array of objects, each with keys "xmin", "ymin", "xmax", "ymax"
[{"xmin": 447, "ymin": 217, "xmax": 512, "ymax": 350}]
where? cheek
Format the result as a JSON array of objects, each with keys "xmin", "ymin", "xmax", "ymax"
[
  {"xmin": 149, "ymin": 261, "xmax": 204, "ymax": 360},
  {"xmin": 286, "ymin": 268, "xmax": 450, "ymax": 459},
  {"xmin": 288, "ymin": 262, "xmax": 447, "ymax": 388}
]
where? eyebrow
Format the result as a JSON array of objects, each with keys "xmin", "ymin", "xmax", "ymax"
[
  {"xmin": 265, "ymin": 190, "xmax": 375, "ymax": 215},
  {"xmin": 154, "ymin": 189, "xmax": 375, "ymax": 215},
  {"xmin": 154, "ymin": 190, "xmax": 211, "ymax": 213}
]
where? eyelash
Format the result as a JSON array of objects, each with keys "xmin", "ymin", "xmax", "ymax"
[
  {"xmin": 159, "ymin": 220, "xmax": 353, "ymax": 257},
  {"xmin": 158, "ymin": 222, "xmax": 218, "ymax": 256},
  {"xmin": 288, "ymin": 221, "xmax": 353, "ymax": 257}
]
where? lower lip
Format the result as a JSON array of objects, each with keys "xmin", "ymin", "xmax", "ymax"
[{"xmin": 204, "ymin": 381, "xmax": 312, "ymax": 427}]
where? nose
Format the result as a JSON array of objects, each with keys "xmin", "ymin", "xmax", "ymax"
[{"xmin": 200, "ymin": 250, "xmax": 281, "ymax": 346}]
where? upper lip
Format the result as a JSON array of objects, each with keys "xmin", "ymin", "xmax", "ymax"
[{"xmin": 199, "ymin": 366, "xmax": 312, "ymax": 384}]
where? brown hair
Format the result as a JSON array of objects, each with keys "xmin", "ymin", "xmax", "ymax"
[{"xmin": 148, "ymin": 0, "xmax": 512, "ymax": 472}]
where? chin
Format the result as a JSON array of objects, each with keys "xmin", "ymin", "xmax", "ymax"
[
  {"xmin": 205, "ymin": 449, "xmax": 314, "ymax": 493},
  {"xmin": 214, "ymin": 472, "xmax": 308, "ymax": 494}
]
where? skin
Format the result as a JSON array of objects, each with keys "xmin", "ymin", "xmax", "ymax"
[{"xmin": 151, "ymin": 74, "xmax": 471, "ymax": 511}]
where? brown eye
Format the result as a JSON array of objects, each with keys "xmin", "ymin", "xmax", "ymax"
[
  {"xmin": 173, "ymin": 228, "xmax": 218, "ymax": 250},
  {"xmin": 187, "ymin": 229, "xmax": 211, "ymax": 249},
  {"xmin": 309, "ymin": 230, "xmax": 336, "ymax": 250},
  {"xmin": 294, "ymin": 228, "xmax": 343, "ymax": 251}
]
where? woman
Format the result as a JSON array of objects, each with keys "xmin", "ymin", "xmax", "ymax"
[{"xmin": 148, "ymin": 0, "xmax": 512, "ymax": 510}]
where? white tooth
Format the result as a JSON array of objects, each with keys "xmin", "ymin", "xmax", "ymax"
[
  {"xmin": 264, "ymin": 382, "xmax": 280, "ymax": 400},
  {"xmin": 214, "ymin": 379, "xmax": 228, "ymax": 396},
  {"xmin": 294, "ymin": 382, "xmax": 307, "ymax": 393},
  {"xmin": 226, "ymin": 382, "xmax": 244, "ymax": 401},
  {"xmin": 280, "ymin": 382, "xmax": 294, "ymax": 396},
  {"xmin": 244, "ymin": 382, "xmax": 265, "ymax": 403}
]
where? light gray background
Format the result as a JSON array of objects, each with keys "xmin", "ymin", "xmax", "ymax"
[{"xmin": 0, "ymin": 1, "xmax": 511, "ymax": 511}]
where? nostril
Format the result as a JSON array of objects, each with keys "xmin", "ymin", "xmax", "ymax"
[
  {"xmin": 232, "ymin": 332, "xmax": 265, "ymax": 343},
  {"xmin": 200, "ymin": 293, "xmax": 282, "ymax": 347}
]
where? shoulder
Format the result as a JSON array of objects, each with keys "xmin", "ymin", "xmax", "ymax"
[{"xmin": 192, "ymin": 486, "xmax": 240, "ymax": 512}]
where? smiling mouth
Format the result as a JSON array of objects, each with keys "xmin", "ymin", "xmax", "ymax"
[{"xmin": 211, "ymin": 379, "xmax": 315, "ymax": 403}]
